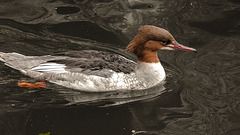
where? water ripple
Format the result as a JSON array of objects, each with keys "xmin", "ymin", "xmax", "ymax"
[{"xmin": 0, "ymin": 0, "xmax": 240, "ymax": 134}]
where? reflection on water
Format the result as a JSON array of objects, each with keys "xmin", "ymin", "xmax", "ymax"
[{"xmin": 0, "ymin": 0, "xmax": 240, "ymax": 135}]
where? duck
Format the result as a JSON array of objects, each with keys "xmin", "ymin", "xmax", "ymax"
[{"xmin": 0, "ymin": 25, "xmax": 196, "ymax": 92}]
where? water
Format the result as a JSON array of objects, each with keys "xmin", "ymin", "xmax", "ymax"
[{"xmin": 0, "ymin": 0, "xmax": 239, "ymax": 135}]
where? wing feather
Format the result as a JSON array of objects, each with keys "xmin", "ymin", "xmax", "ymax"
[{"xmin": 31, "ymin": 50, "xmax": 136, "ymax": 77}]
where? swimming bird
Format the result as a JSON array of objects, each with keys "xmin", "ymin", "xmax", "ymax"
[{"xmin": 0, "ymin": 25, "xmax": 196, "ymax": 91}]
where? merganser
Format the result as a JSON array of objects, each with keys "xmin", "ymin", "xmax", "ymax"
[{"xmin": 0, "ymin": 25, "xmax": 196, "ymax": 92}]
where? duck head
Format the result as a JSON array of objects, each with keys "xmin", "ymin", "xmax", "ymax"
[{"xmin": 126, "ymin": 25, "xmax": 196, "ymax": 63}]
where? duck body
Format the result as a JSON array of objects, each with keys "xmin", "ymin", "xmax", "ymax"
[
  {"xmin": 0, "ymin": 25, "xmax": 196, "ymax": 92},
  {"xmin": 0, "ymin": 50, "xmax": 165, "ymax": 91}
]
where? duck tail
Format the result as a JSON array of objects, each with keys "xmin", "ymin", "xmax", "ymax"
[
  {"xmin": 0, "ymin": 52, "xmax": 26, "ymax": 62},
  {"xmin": 0, "ymin": 52, "xmax": 28, "ymax": 72},
  {"xmin": 0, "ymin": 52, "xmax": 6, "ymax": 62}
]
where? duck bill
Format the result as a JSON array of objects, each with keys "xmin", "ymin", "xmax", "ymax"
[{"xmin": 169, "ymin": 41, "xmax": 197, "ymax": 53}]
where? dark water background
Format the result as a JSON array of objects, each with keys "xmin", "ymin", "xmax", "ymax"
[{"xmin": 0, "ymin": 0, "xmax": 240, "ymax": 135}]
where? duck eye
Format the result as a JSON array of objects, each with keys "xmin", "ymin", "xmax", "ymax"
[
  {"xmin": 161, "ymin": 40, "xmax": 166, "ymax": 43},
  {"xmin": 161, "ymin": 40, "xmax": 171, "ymax": 45},
  {"xmin": 166, "ymin": 40, "xmax": 171, "ymax": 44}
]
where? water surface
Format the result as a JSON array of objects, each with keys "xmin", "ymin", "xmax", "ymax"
[{"xmin": 0, "ymin": 0, "xmax": 239, "ymax": 135}]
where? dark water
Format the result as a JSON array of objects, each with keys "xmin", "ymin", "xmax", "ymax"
[{"xmin": 0, "ymin": 0, "xmax": 240, "ymax": 135}]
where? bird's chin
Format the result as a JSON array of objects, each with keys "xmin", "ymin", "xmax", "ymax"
[{"xmin": 160, "ymin": 46, "xmax": 175, "ymax": 50}]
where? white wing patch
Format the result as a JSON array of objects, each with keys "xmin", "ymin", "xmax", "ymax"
[{"xmin": 31, "ymin": 63, "xmax": 68, "ymax": 73}]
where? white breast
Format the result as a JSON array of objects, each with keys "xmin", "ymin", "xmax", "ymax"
[{"xmin": 135, "ymin": 62, "xmax": 166, "ymax": 86}]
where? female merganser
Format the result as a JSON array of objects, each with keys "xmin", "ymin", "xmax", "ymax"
[{"xmin": 0, "ymin": 25, "xmax": 196, "ymax": 91}]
